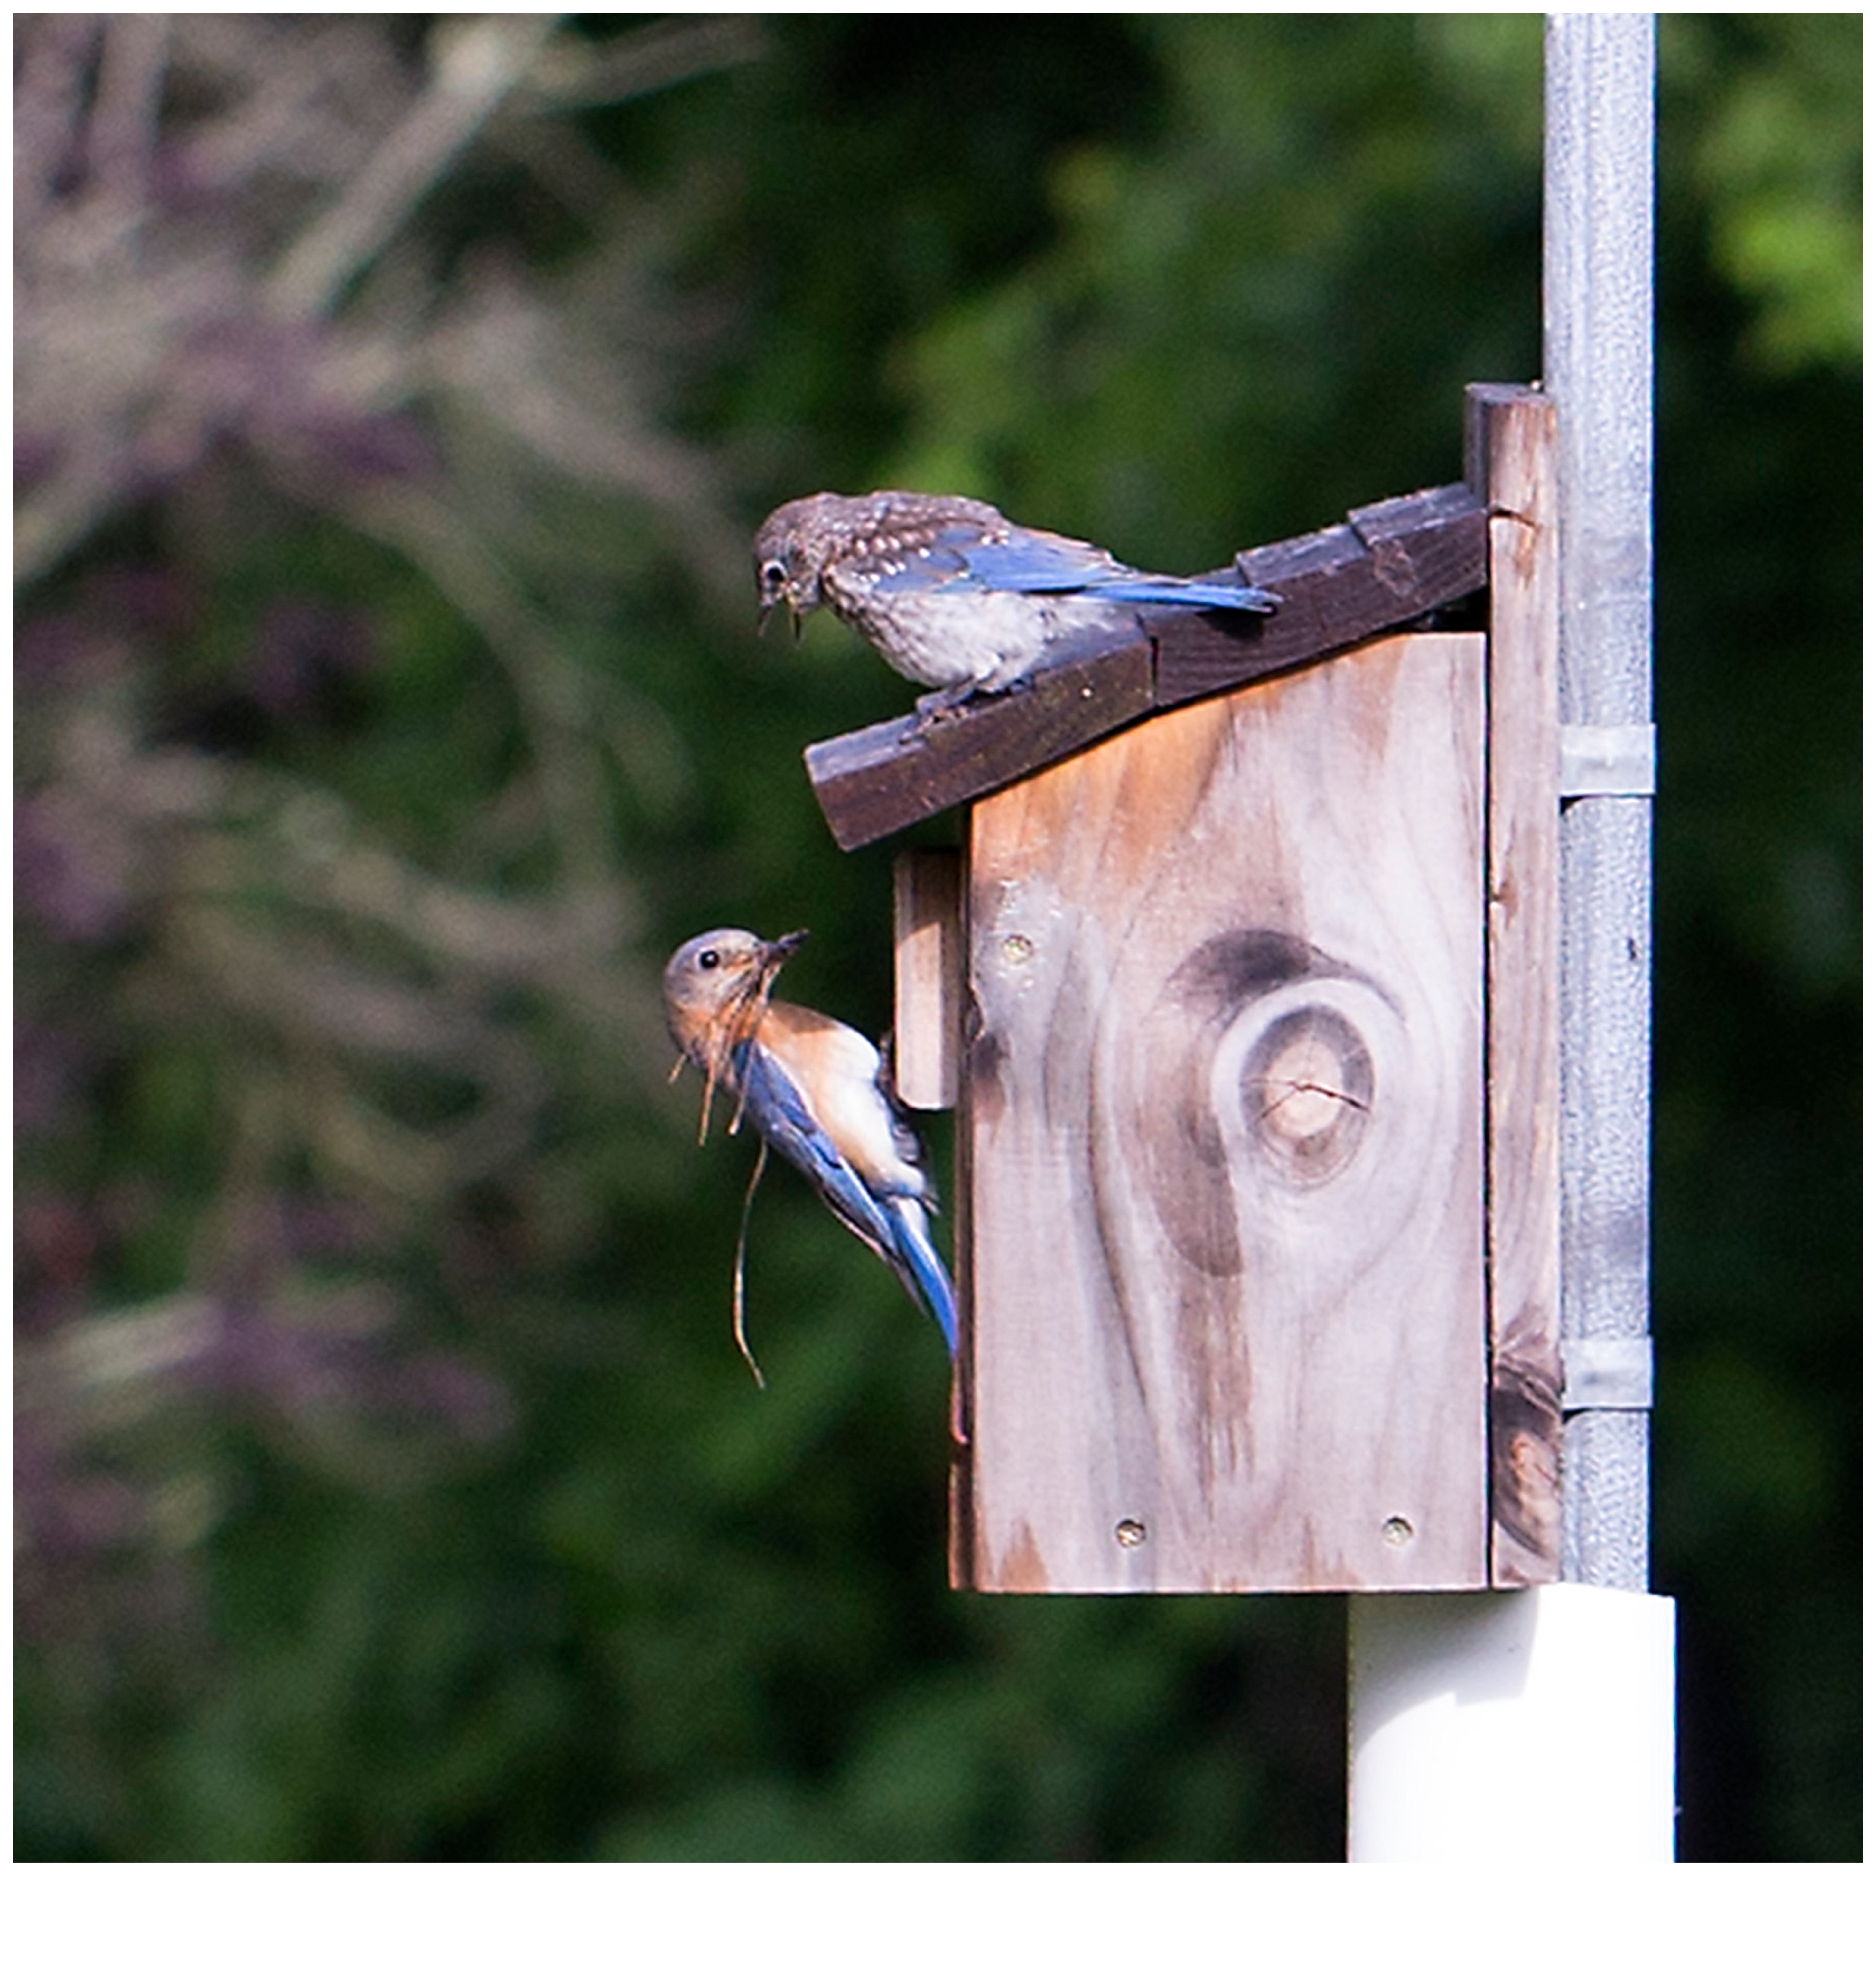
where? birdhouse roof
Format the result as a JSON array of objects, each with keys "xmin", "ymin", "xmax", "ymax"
[{"xmin": 805, "ymin": 481, "xmax": 1486, "ymax": 850}]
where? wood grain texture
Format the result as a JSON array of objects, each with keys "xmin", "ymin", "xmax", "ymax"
[
  {"xmin": 1468, "ymin": 384, "xmax": 1564, "ymax": 1586},
  {"xmin": 958, "ymin": 632, "xmax": 1487, "ymax": 1592},
  {"xmin": 892, "ymin": 849, "xmax": 963, "ymax": 1110},
  {"xmin": 805, "ymin": 484, "xmax": 1486, "ymax": 851}
]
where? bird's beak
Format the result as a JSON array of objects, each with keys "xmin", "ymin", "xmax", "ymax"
[
  {"xmin": 762, "ymin": 929, "xmax": 809, "ymax": 973},
  {"xmin": 756, "ymin": 597, "xmax": 805, "ymax": 644}
]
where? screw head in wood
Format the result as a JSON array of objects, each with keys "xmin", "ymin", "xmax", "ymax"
[{"xmin": 1114, "ymin": 1518, "xmax": 1148, "ymax": 1548}]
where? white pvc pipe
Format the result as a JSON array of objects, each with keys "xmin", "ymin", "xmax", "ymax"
[{"xmin": 1349, "ymin": 1587, "xmax": 1677, "ymax": 1861}]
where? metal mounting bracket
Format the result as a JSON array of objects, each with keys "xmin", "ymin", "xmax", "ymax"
[
  {"xmin": 1560, "ymin": 1335, "xmax": 1655, "ymax": 1412},
  {"xmin": 1560, "ymin": 722, "xmax": 1655, "ymax": 797}
]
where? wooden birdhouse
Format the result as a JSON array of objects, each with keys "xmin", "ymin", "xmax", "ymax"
[{"xmin": 806, "ymin": 386, "xmax": 1562, "ymax": 1596}]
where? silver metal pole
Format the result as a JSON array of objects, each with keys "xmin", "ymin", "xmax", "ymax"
[{"xmin": 1543, "ymin": 13, "xmax": 1656, "ymax": 1590}]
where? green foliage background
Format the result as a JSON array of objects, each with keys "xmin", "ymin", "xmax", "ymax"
[{"xmin": 15, "ymin": 16, "xmax": 1859, "ymax": 1860}]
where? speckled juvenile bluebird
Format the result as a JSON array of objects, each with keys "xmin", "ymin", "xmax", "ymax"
[
  {"xmin": 663, "ymin": 926, "xmax": 957, "ymax": 1355},
  {"xmin": 754, "ymin": 489, "xmax": 1279, "ymax": 714}
]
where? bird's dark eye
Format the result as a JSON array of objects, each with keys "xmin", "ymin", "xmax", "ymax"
[
  {"xmin": 760, "ymin": 558, "xmax": 786, "ymax": 593},
  {"xmin": 698, "ymin": 949, "xmax": 720, "ymax": 970}
]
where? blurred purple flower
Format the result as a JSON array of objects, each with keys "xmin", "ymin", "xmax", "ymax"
[
  {"xmin": 375, "ymin": 1353, "xmax": 515, "ymax": 1442},
  {"xmin": 14, "ymin": 791, "xmax": 135, "ymax": 944},
  {"xmin": 171, "ymin": 318, "xmax": 440, "ymax": 492},
  {"xmin": 13, "ymin": 1019, "xmax": 99, "ymax": 1140},
  {"xmin": 177, "ymin": 1293, "xmax": 514, "ymax": 1448},
  {"xmin": 13, "ymin": 613, "xmax": 107, "ymax": 682},
  {"xmin": 95, "ymin": 566, "xmax": 198, "ymax": 641},
  {"xmin": 276, "ymin": 1194, "xmax": 379, "ymax": 1265},
  {"xmin": 312, "ymin": 406, "xmax": 438, "ymax": 483},
  {"xmin": 13, "ymin": 1193, "xmax": 100, "ymax": 1332},
  {"xmin": 14, "ymin": 429, "xmax": 61, "ymax": 494},
  {"xmin": 14, "ymin": 1418, "xmax": 146, "ymax": 1566}
]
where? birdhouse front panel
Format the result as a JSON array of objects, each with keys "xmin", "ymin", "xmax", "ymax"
[{"xmin": 956, "ymin": 631, "xmax": 1488, "ymax": 1593}]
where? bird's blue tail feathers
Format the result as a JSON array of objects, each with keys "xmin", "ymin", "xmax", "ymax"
[
  {"xmin": 1098, "ymin": 576, "xmax": 1280, "ymax": 613},
  {"xmin": 885, "ymin": 1196, "xmax": 959, "ymax": 1356}
]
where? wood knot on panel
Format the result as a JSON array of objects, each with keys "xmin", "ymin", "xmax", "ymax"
[
  {"xmin": 1118, "ymin": 931, "xmax": 1394, "ymax": 1280},
  {"xmin": 1242, "ymin": 1007, "xmax": 1373, "ymax": 1184}
]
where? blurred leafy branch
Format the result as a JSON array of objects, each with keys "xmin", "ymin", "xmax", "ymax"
[
  {"xmin": 1678, "ymin": 12, "xmax": 1861, "ymax": 375},
  {"xmin": 16, "ymin": 11, "xmax": 764, "ymax": 1672}
]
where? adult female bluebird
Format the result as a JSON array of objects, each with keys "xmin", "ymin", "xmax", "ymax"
[
  {"xmin": 662, "ymin": 926, "xmax": 958, "ymax": 1356},
  {"xmin": 754, "ymin": 489, "xmax": 1279, "ymax": 714}
]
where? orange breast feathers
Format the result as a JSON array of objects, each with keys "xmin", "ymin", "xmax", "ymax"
[
  {"xmin": 665, "ymin": 987, "xmax": 733, "ymax": 1074},
  {"xmin": 754, "ymin": 999, "xmax": 923, "ymax": 1196}
]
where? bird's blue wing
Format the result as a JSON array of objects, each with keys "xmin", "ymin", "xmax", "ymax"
[
  {"xmin": 732, "ymin": 1041, "xmax": 957, "ymax": 1349},
  {"xmin": 856, "ymin": 518, "xmax": 1076, "ymax": 593},
  {"xmin": 862, "ymin": 520, "xmax": 1277, "ymax": 613},
  {"xmin": 876, "ymin": 526, "xmax": 1278, "ymax": 611},
  {"xmin": 949, "ymin": 528, "xmax": 1121, "ymax": 593},
  {"xmin": 733, "ymin": 1042, "xmax": 898, "ymax": 1250},
  {"xmin": 860, "ymin": 522, "xmax": 1112, "ymax": 597}
]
